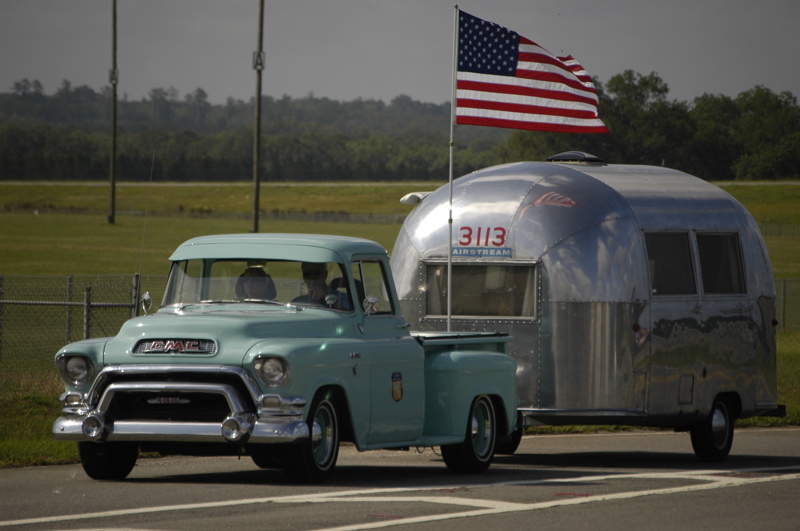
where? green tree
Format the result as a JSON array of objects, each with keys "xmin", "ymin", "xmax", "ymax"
[
  {"xmin": 184, "ymin": 88, "xmax": 211, "ymax": 130},
  {"xmin": 601, "ymin": 71, "xmax": 694, "ymax": 168},
  {"xmin": 733, "ymin": 87, "xmax": 800, "ymax": 180},
  {"xmin": 688, "ymin": 94, "xmax": 740, "ymax": 180}
]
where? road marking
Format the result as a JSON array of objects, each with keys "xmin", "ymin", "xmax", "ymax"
[
  {"xmin": 2, "ymin": 465, "xmax": 800, "ymax": 528},
  {"xmin": 315, "ymin": 467, "xmax": 800, "ymax": 531}
]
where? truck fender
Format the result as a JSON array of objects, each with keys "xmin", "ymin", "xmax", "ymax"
[{"xmin": 423, "ymin": 349, "xmax": 517, "ymax": 440}]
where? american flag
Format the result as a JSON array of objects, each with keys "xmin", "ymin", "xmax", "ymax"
[{"xmin": 456, "ymin": 10, "xmax": 609, "ymax": 134}]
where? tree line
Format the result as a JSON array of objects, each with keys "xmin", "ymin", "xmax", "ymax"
[{"xmin": 1, "ymin": 72, "xmax": 798, "ymax": 182}]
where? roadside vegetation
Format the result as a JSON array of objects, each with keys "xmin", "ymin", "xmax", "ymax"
[{"xmin": 3, "ymin": 71, "xmax": 799, "ymax": 183}]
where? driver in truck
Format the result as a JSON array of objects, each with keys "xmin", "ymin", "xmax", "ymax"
[{"xmin": 295, "ymin": 262, "xmax": 351, "ymax": 310}]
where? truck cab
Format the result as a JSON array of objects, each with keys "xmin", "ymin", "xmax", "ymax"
[{"xmin": 53, "ymin": 234, "xmax": 517, "ymax": 482}]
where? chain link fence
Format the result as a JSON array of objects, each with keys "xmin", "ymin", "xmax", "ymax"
[
  {"xmin": 759, "ymin": 223, "xmax": 800, "ymax": 239},
  {"xmin": 776, "ymin": 279, "xmax": 800, "ymax": 330},
  {"xmin": 0, "ymin": 274, "xmax": 166, "ymax": 398},
  {"xmin": 1, "ymin": 275, "xmax": 798, "ymax": 400}
]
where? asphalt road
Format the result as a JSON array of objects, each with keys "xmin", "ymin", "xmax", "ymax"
[{"xmin": 2, "ymin": 428, "xmax": 799, "ymax": 531}]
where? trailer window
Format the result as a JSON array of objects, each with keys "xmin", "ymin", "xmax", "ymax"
[
  {"xmin": 424, "ymin": 263, "xmax": 538, "ymax": 318},
  {"xmin": 644, "ymin": 232, "xmax": 697, "ymax": 295},
  {"xmin": 696, "ymin": 233, "xmax": 746, "ymax": 294}
]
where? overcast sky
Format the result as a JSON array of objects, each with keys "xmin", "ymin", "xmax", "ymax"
[{"xmin": 2, "ymin": 0, "xmax": 798, "ymax": 106}]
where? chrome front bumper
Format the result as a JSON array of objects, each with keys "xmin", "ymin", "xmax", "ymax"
[
  {"xmin": 52, "ymin": 415, "xmax": 309, "ymax": 443},
  {"xmin": 52, "ymin": 365, "xmax": 308, "ymax": 444}
]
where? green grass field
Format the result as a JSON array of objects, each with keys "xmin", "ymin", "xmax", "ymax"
[
  {"xmin": 3, "ymin": 180, "xmax": 799, "ymax": 277},
  {"xmin": 1, "ymin": 180, "xmax": 799, "ymax": 468}
]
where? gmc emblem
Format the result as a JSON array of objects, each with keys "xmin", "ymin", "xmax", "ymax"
[
  {"xmin": 148, "ymin": 340, "xmax": 200, "ymax": 353},
  {"xmin": 134, "ymin": 339, "xmax": 216, "ymax": 355}
]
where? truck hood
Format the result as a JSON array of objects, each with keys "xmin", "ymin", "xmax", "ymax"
[{"xmin": 103, "ymin": 304, "xmax": 354, "ymax": 364}]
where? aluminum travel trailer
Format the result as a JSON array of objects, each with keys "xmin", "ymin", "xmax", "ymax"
[{"xmin": 390, "ymin": 152, "xmax": 785, "ymax": 462}]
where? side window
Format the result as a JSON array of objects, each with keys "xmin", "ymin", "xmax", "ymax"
[
  {"xmin": 424, "ymin": 263, "xmax": 539, "ymax": 318},
  {"xmin": 644, "ymin": 232, "xmax": 697, "ymax": 296},
  {"xmin": 696, "ymin": 233, "xmax": 746, "ymax": 294},
  {"xmin": 352, "ymin": 260, "xmax": 394, "ymax": 315},
  {"xmin": 162, "ymin": 259, "xmax": 203, "ymax": 305}
]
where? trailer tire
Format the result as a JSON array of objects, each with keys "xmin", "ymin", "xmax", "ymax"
[
  {"xmin": 690, "ymin": 398, "xmax": 735, "ymax": 462},
  {"xmin": 283, "ymin": 396, "xmax": 339, "ymax": 483},
  {"xmin": 78, "ymin": 441, "xmax": 138, "ymax": 480},
  {"xmin": 442, "ymin": 395, "xmax": 496, "ymax": 474}
]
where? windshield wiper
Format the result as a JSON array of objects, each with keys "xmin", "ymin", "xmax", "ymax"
[{"xmin": 240, "ymin": 299, "xmax": 286, "ymax": 306}]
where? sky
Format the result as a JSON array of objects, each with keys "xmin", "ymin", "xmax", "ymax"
[{"xmin": 2, "ymin": 0, "xmax": 798, "ymax": 106}]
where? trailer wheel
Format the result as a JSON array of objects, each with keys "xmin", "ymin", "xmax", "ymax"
[
  {"xmin": 283, "ymin": 396, "xmax": 339, "ymax": 483},
  {"xmin": 78, "ymin": 441, "xmax": 138, "ymax": 480},
  {"xmin": 690, "ymin": 398, "xmax": 735, "ymax": 462},
  {"xmin": 442, "ymin": 396, "xmax": 496, "ymax": 474}
]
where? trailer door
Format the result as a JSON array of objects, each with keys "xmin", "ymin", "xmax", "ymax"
[{"xmin": 644, "ymin": 232, "xmax": 702, "ymax": 416}]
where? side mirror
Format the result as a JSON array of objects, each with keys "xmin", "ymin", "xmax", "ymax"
[
  {"xmin": 362, "ymin": 295, "xmax": 379, "ymax": 316},
  {"xmin": 324, "ymin": 293, "xmax": 339, "ymax": 307},
  {"xmin": 141, "ymin": 291, "xmax": 152, "ymax": 315}
]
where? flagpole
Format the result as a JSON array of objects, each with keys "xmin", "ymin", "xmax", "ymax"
[{"xmin": 447, "ymin": 4, "xmax": 459, "ymax": 332}]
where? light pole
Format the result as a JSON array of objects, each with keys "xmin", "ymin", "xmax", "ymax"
[
  {"xmin": 252, "ymin": 0, "xmax": 265, "ymax": 233},
  {"xmin": 108, "ymin": 0, "xmax": 118, "ymax": 225}
]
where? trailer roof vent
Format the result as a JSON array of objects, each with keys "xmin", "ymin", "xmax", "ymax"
[{"xmin": 546, "ymin": 151, "xmax": 604, "ymax": 164}]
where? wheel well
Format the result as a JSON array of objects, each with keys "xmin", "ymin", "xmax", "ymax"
[
  {"xmin": 717, "ymin": 392, "xmax": 742, "ymax": 420},
  {"xmin": 313, "ymin": 386, "xmax": 354, "ymax": 443},
  {"xmin": 488, "ymin": 395, "xmax": 510, "ymax": 436}
]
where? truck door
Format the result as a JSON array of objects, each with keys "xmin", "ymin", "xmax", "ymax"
[
  {"xmin": 644, "ymin": 232, "xmax": 702, "ymax": 416},
  {"xmin": 352, "ymin": 259, "xmax": 425, "ymax": 447}
]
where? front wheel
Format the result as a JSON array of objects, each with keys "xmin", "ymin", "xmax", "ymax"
[
  {"xmin": 283, "ymin": 396, "xmax": 339, "ymax": 483},
  {"xmin": 78, "ymin": 441, "xmax": 138, "ymax": 480},
  {"xmin": 690, "ymin": 398, "xmax": 735, "ymax": 462},
  {"xmin": 441, "ymin": 396, "xmax": 496, "ymax": 474}
]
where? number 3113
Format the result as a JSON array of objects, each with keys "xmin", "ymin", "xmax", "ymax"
[{"xmin": 458, "ymin": 226, "xmax": 507, "ymax": 247}]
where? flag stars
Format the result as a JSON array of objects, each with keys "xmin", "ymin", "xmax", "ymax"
[{"xmin": 458, "ymin": 11, "xmax": 520, "ymax": 76}]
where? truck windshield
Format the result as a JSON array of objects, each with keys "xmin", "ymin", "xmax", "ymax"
[{"xmin": 162, "ymin": 259, "xmax": 353, "ymax": 311}]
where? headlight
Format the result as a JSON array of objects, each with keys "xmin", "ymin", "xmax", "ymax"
[
  {"xmin": 56, "ymin": 355, "xmax": 95, "ymax": 387},
  {"xmin": 254, "ymin": 356, "xmax": 289, "ymax": 387}
]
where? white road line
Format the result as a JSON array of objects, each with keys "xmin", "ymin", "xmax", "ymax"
[
  {"xmin": 317, "ymin": 468, "xmax": 800, "ymax": 531},
  {"xmin": 2, "ymin": 466, "xmax": 800, "ymax": 529}
]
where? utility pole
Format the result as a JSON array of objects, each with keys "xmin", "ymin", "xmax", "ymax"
[
  {"xmin": 108, "ymin": 0, "xmax": 118, "ymax": 225},
  {"xmin": 252, "ymin": 0, "xmax": 265, "ymax": 233}
]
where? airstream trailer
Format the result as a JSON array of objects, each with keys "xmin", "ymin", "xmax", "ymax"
[{"xmin": 390, "ymin": 152, "xmax": 785, "ymax": 462}]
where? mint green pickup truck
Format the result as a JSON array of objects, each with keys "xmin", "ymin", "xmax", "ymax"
[{"xmin": 53, "ymin": 234, "xmax": 517, "ymax": 482}]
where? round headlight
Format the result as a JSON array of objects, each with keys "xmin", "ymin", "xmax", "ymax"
[
  {"xmin": 255, "ymin": 357, "xmax": 288, "ymax": 387},
  {"xmin": 59, "ymin": 356, "xmax": 94, "ymax": 386}
]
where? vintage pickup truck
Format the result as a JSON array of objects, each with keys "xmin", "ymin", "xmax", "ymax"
[{"xmin": 53, "ymin": 234, "xmax": 517, "ymax": 482}]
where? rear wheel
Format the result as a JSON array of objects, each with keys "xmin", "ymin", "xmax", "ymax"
[
  {"xmin": 78, "ymin": 441, "xmax": 138, "ymax": 480},
  {"xmin": 690, "ymin": 398, "xmax": 735, "ymax": 462},
  {"xmin": 283, "ymin": 396, "xmax": 339, "ymax": 483},
  {"xmin": 495, "ymin": 410, "xmax": 523, "ymax": 455},
  {"xmin": 441, "ymin": 396, "xmax": 496, "ymax": 474}
]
